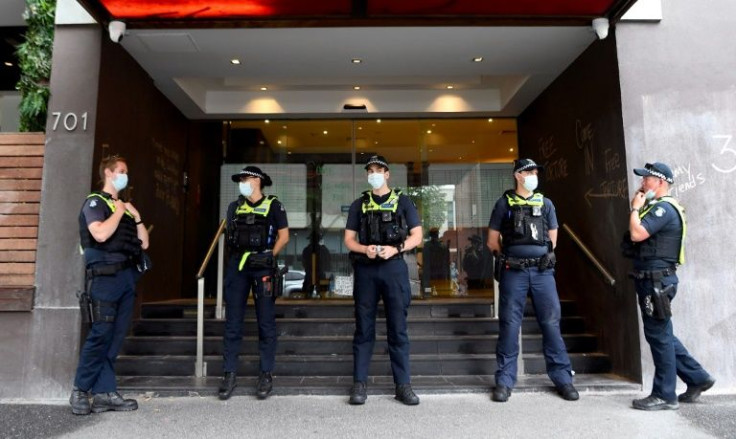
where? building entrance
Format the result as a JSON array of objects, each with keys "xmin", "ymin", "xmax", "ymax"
[{"xmin": 218, "ymin": 118, "xmax": 518, "ymax": 301}]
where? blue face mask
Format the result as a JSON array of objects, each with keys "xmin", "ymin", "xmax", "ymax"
[
  {"xmin": 645, "ymin": 189, "xmax": 656, "ymax": 201},
  {"xmin": 522, "ymin": 174, "xmax": 538, "ymax": 192},
  {"xmin": 239, "ymin": 181, "xmax": 254, "ymax": 197},
  {"xmin": 112, "ymin": 173, "xmax": 128, "ymax": 191}
]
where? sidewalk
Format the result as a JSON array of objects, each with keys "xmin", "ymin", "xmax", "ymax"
[{"xmin": 2, "ymin": 391, "xmax": 734, "ymax": 439}]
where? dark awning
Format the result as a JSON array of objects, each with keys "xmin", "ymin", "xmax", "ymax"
[{"xmin": 76, "ymin": 0, "xmax": 638, "ymax": 28}]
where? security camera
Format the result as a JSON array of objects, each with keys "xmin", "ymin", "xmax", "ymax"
[
  {"xmin": 592, "ymin": 17, "xmax": 609, "ymax": 40},
  {"xmin": 108, "ymin": 20, "xmax": 126, "ymax": 43}
]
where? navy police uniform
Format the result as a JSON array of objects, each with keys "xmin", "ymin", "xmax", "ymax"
[
  {"xmin": 346, "ymin": 188, "xmax": 420, "ymax": 385},
  {"xmin": 223, "ymin": 194, "xmax": 288, "ymax": 375},
  {"xmin": 626, "ymin": 164, "xmax": 713, "ymax": 406},
  {"xmin": 74, "ymin": 191, "xmax": 142, "ymax": 395},
  {"xmin": 489, "ymin": 189, "xmax": 574, "ymax": 390}
]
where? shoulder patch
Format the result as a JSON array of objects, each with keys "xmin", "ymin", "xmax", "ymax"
[
  {"xmin": 654, "ymin": 207, "xmax": 665, "ymax": 217},
  {"xmin": 89, "ymin": 200, "xmax": 97, "ymax": 208}
]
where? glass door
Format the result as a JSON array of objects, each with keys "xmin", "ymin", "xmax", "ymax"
[{"xmin": 224, "ymin": 118, "xmax": 517, "ymax": 299}]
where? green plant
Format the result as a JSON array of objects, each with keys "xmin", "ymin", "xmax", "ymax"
[
  {"xmin": 405, "ymin": 185, "xmax": 448, "ymax": 232},
  {"xmin": 16, "ymin": 0, "xmax": 56, "ymax": 132}
]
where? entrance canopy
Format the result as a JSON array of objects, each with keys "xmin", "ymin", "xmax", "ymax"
[
  {"xmin": 73, "ymin": 0, "xmax": 638, "ymax": 119},
  {"xmin": 78, "ymin": 0, "xmax": 636, "ymax": 25}
]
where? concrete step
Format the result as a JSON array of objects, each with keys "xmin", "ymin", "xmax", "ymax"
[
  {"xmin": 130, "ymin": 316, "xmax": 588, "ymax": 337},
  {"xmin": 120, "ymin": 333, "xmax": 598, "ymax": 356}
]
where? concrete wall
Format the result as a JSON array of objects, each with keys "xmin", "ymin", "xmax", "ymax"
[
  {"xmin": 0, "ymin": 93, "xmax": 21, "ymax": 132},
  {"xmin": 517, "ymin": 34, "xmax": 641, "ymax": 381},
  {"xmin": 617, "ymin": 0, "xmax": 736, "ymax": 392},
  {"xmin": 0, "ymin": 25, "xmax": 102, "ymax": 400}
]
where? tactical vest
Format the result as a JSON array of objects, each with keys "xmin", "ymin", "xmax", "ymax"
[
  {"xmin": 78, "ymin": 192, "xmax": 141, "ymax": 257},
  {"xmin": 499, "ymin": 190, "xmax": 549, "ymax": 248},
  {"xmin": 634, "ymin": 197, "xmax": 686, "ymax": 264},
  {"xmin": 229, "ymin": 195, "xmax": 277, "ymax": 252},
  {"xmin": 358, "ymin": 189, "xmax": 408, "ymax": 246}
]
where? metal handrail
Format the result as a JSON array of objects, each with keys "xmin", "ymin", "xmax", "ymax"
[
  {"xmin": 561, "ymin": 223, "xmax": 616, "ymax": 286},
  {"xmin": 195, "ymin": 219, "xmax": 227, "ymax": 378}
]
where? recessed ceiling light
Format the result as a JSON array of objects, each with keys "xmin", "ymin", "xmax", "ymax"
[
  {"xmin": 260, "ymin": 87, "xmax": 268, "ymax": 91},
  {"xmin": 323, "ymin": 130, "xmax": 328, "ymax": 135},
  {"xmin": 376, "ymin": 119, "xmax": 381, "ymax": 123},
  {"xmin": 351, "ymin": 58, "xmax": 362, "ymax": 64},
  {"xmin": 358, "ymin": 126, "xmax": 363, "ymax": 130},
  {"xmin": 259, "ymin": 141, "xmax": 264, "ymax": 145},
  {"xmin": 265, "ymin": 119, "xmax": 270, "ymax": 124},
  {"xmin": 353, "ymin": 86, "xmax": 361, "ymax": 90},
  {"xmin": 488, "ymin": 118, "xmax": 494, "ymax": 122},
  {"xmin": 471, "ymin": 140, "xmax": 475, "ymax": 144},
  {"xmin": 230, "ymin": 59, "xmax": 241, "ymax": 65},
  {"xmin": 287, "ymin": 151, "xmax": 292, "ymax": 155},
  {"xmin": 472, "ymin": 57, "xmax": 484, "ymax": 63},
  {"xmin": 426, "ymin": 130, "xmax": 432, "ymax": 134},
  {"xmin": 446, "ymin": 85, "xmax": 454, "ymax": 89},
  {"xmin": 509, "ymin": 148, "xmax": 514, "ymax": 152},
  {"xmin": 277, "ymin": 140, "xmax": 282, "ymax": 145},
  {"xmin": 282, "ymin": 125, "xmax": 287, "ymax": 129},
  {"xmin": 3, "ymin": 61, "xmax": 13, "ymax": 67}
]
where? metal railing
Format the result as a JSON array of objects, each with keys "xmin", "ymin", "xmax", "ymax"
[
  {"xmin": 561, "ymin": 223, "xmax": 616, "ymax": 286},
  {"xmin": 195, "ymin": 219, "xmax": 227, "ymax": 377}
]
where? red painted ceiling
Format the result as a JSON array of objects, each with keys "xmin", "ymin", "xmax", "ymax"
[{"xmin": 90, "ymin": 0, "xmax": 621, "ymax": 20}]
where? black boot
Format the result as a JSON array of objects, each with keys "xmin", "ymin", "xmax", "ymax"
[
  {"xmin": 69, "ymin": 387, "xmax": 91, "ymax": 415},
  {"xmin": 348, "ymin": 381, "xmax": 367, "ymax": 405},
  {"xmin": 218, "ymin": 372, "xmax": 237, "ymax": 400},
  {"xmin": 256, "ymin": 372, "xmax": 273, "ymax": 400},
  {"xmin": 395, "ymin": 384, "xmax": 420, "ymax": 406},
  {"xmin": 91, "ymin": 392, "xmax": 138, "ymax": 413}
]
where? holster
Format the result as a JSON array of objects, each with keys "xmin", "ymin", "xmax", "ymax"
[
  {"xmin": 76, "ymin": 290, "xmax": 93, "ymax": 326},
  {"xmin": 493, "ymin": 253, "xmax": 504, "ymax": 282},
  {"xmin": 273, "ymin": 265, "xmax": 288, "ymax": 298},
  {"xmin": 634, "ymin": 269, "xmax": 673, "ymax": 320}
]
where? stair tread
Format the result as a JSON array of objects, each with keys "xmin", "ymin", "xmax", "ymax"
[{"xmin": 124, "ymin": 333, "xmax": 598, "ymax": 341}]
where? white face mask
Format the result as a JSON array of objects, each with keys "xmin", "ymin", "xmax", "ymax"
[
  {"xmin": 367, "ymin": 173, "xmax": 385, "ymax": 189},
  {"xmin": 112, "ymin": 173, "xmax": 128, "ymax": 191},
  {"xmin": 522, "ymin": 174, "xmax": 538, "ymax": 192},
  {"xmin": 644, "ymin": 189, "xmax": 656, "ymax": 201},
  {"xmin": 239, "ymin": 181, "xmax": 254, "ymax": 197}
]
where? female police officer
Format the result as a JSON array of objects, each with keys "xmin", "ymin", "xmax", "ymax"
[
  {"xmin": 218, "ymin": 166, "xmax": 289, "ymax": 400},
  {"xmin": 343, "ymin": 155, "xmax": 423, "ymax": 405},
  {"xmin": 70, "ymin": 155, "xmax": 149, "ymax": 415}
]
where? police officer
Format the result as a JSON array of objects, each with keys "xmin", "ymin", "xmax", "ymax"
[
  {"xmin": 625, "ymin": 162, "xmax": 715, "ymax": 410},
  {"xmin": 70, "ymin": 155, "xmax": 149, "ymax": 415},
  {"xmin": 218, "ymin": 166, "xmax": 289, "ymax": 400},
  {"xmin": 344, "ymin": 155, "xmax": 423, "ymax": 405},
  {"xmin": 487, "ymin": 158, "xmax": 578, "ymax": 403}
]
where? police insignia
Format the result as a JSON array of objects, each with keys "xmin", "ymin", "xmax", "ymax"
[
  {"xmin": 89, "ymin": 200, "xmax": 97, "ymax": 208},
  {"xmin": 655, "ymin": 207, "xmax": 665, "ymax": 217}
]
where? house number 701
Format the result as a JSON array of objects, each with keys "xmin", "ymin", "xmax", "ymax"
[{"xmin": 51, "ymin": 112, "xmax": 88, "ymax": 132}]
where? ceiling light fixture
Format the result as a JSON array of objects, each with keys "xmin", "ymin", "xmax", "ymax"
[
  {"xmin": 472, "ymin": 57, "xmax": 483, "ymax": 63},
  {"xmin": 323, "ymin": 130, "xmax": 328, "ymax": 135},
  {"xmin": 446, "ymin": 85, "xmax": 454, "ymax": 89},
  {"xmin": 353, "ymin": 86, "xmax": 361, "ymax": 90},
  {"xmin": 351, "ymin": 58, "xmax": 362, "ymax": 64},
  {"xmin": 265, "ymin": 119, "xmax": 270, "ymax": 124},
  {"xmin": 230, "ymin": 59, "xmax": 241, "ymax": 65},
  {"xmin": 3, "ymin": 61, "xmax": 13, "ymax": 67},
  {"xmin": 260, "ymin": 87, "xmax": 268, "ymax": 91},
  {"xmin": 509, "ymin": 148, "xmax": 514, "ymax": 152},
  {"xmin": 426, "ymin": 130, "xmax": 432, "ymax": 134},
  {"xmin": 488, "ymin": 118, "xmax": 494, "ymax": 122},
  {"xmin": 376, "ymin": 119, "xmax": 381, "ymax": 123}
]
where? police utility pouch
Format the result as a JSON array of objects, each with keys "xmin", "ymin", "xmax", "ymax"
[
  {"xmin": 247, "ymin": 252, "xmax": 274, "ymax": 269},
  {"xmin": 77, "ymin": 290, "xmax": 93, "ymax": 326},
  {"xmin": 651, "ymin": 284, "xmax": 673, "ymax": 320}
]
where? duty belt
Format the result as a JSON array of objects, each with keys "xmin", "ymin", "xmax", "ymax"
[
  {"xmin": 628, "ymin": 266, "xmax": 676, "ymax": 280},
  {"xmin": 86, "ymin": 260, "xmax": 133, "ymax": 278},
  {"xmin": 504, "ymin": 256, "xmax": 542, "ymax": 269}
]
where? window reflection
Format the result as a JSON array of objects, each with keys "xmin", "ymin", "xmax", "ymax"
[{"xmin": 223, "ymin": 119, "xmax": 516, "ymax": 299}]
